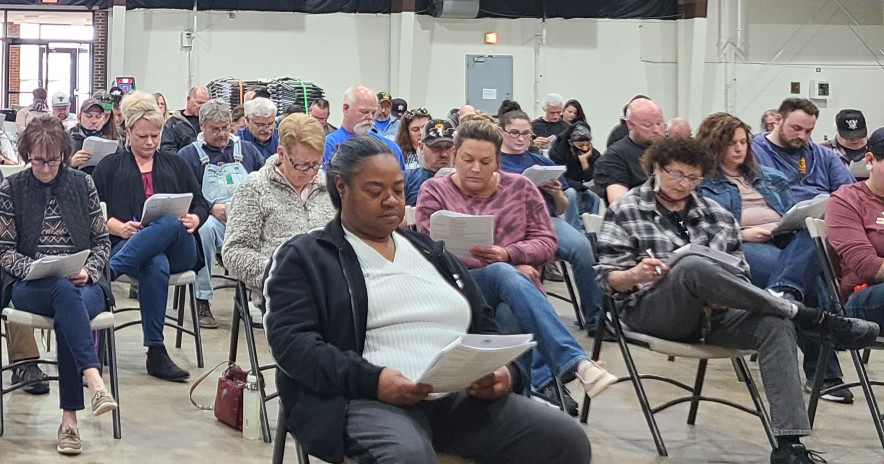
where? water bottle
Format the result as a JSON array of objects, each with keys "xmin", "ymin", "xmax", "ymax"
[{"xmin": 242, "ymin": 374, "xmax": 261, "ymax": 440}]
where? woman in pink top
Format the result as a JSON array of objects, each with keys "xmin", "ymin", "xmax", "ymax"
[
  {"xmin": 416, "ymin": 120, "xmax": 616, "ymax": 408},
  {"xmin": 827, "ymin": 127, "xmax": 884, "ymax": 327}
]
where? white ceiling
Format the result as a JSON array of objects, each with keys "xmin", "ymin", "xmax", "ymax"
[{"xmin": 5, "ymin": 11, "xmax": 92, "ymax": 26}]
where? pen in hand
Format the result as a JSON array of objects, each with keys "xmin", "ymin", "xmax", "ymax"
[{"xmin": 645, "ymin": 248, "xmax": 663, "ymax": 276}]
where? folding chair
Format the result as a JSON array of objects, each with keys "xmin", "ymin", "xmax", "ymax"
[
  {"xmin": 0, "ymin": 305, "xmax": 122, "ymax": 439},
  {"xmin": 580, "ymin": 295, "xmax": 777, "ymax": 456},
  {"xmin": 804, "ymin": 217, "xmax": 884, "ymax": 450},
  {"xmin": 100, "ymin": 202, "xmax": 204, "ymax": 368},
  {"xmin": 228, "ymin": 280, "xmax": 276, "ymax": 443}
]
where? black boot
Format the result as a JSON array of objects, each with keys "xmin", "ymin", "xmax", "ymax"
[{"xmin": 146, "ymin": 345, "xmax": 190, "ymax": 382}]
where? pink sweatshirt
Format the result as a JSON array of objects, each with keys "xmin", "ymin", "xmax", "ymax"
[
  {"xmin": 415, "ymin": 172, "xmax": 557, "ymax": 269},
  {"xmin": 826, "ymin": 181, "xmax": 884, "ymax": 299}
]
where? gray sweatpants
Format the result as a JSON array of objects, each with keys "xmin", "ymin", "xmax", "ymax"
[
  {"xmin": 623, "ymin": 255, "xmax": 811, "ymax": 436},
  {"xmin": 344, "ymin": 392, "xmax": 592, "ymax": 463}
]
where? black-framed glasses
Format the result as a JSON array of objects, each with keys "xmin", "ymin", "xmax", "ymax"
[
  {"xmin": 661, "ymin": 166, "xmax": 703, "ymax": 184},
  {"xmin": 504, "ymin": 129, "xmax": 534, "ymax": 139},
  {"xmin": 286, "ymin": 155, "xmax": 322, "ymax": 172},
  {"xmin": 403, "ymin": 107, "xmax": 430, "ymax": 119},
  {"xmin": 30, "ymin": 157, "xmax": 62, "ymax": 167}
]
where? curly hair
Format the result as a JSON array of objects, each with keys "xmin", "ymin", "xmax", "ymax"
[
  {"xmin": 695, "ymin": 112, "xmax": 757, "ymax": 179},
  {"xmin": 394, "ymin": 108, "xmax": 431, "ymax": 155},
  {"xmin": 640, "ymin": 136, "xmax": 716, "ymax": 177}
]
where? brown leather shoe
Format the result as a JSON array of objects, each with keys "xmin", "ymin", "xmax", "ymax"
[{"xmin": 196, "ymin": 299, "xmax": 219, "ymax": 329}]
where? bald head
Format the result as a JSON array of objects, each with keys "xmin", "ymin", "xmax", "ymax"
[
  {"xmin": 341, "ymin": 86, "xmax": 377, "ymax": 135},
  {"xmin": 667, "ymin": 117, "xmax": 691, "ymax": 138},
  {"xmin": 458, "ymin": 104, "xmax": 476, "ymax": 117},
  {"xmin": 625, "ymin": 98, "xmax": 665, "ymax": 146},
  {"xmin": 186, "ymin": 86, "xmax": 209, "ymax": 117}
]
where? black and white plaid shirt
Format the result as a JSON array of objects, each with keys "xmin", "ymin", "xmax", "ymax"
[{"xmin": 595, "ymin": 179, "xmax": 749, "ymax": 304}]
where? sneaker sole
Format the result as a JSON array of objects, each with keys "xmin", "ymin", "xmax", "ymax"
[
  {"xmin": 93, "ymin": 401, "xmax": 118, "ymax": 417},
  {"xmin": 57, "ymin": 445, "xmax": 81, "ymax": 455},
  {"xmin": 199, "ymin": 321, "xmax": 219, "ymax": 329},
  {"xmin": 585, "ymin": 373, "xmax": 618, "ymax": 398}
]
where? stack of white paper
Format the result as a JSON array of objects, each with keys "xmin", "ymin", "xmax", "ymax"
[
  {"xmin": 434, "ymin": 167, "xmax": 456, "ymax": 178},
  {"xmin": 79, "ymin": 136, "xmax": 119, "ymax": 169},
  {"xmin": 666, "ymin": 243, "xmax": 743, "ymax": 276},
  {"xmin": 772, "ymin": 194, "xmax": 829, "ymax": 234},
  {"xmin": 415, "ymin": 334, "xmax": 536, "ymax": 393},
  {"xmin": 140, "ymin": 193, "xmax": 193, "ymax": 225},
  {"xmin": 25, "ymin": 249, "xmax": 90, "ymax": 281},
  {"xmin": 429, "ymin": 210, "xmax": 494, "ymax": 258},
  {"xmin": 521, "ymin": 165, "xmax": 566, "ymax": 186}
]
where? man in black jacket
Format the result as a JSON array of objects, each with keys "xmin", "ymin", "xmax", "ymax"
[{"xmin": 159, "ymin": 86, "xmax": 208, "ymax": 153}]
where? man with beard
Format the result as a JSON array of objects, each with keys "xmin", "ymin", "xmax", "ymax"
[
  {"xmin": 236, "ymin": 97, "xmax": 279, "ymax": 160},
  {"xmin": 752, "ymin": 97, "xmax": 856, "ymax": 404},
  {"xmin": 404, "ymin": 119, "xmax": 455, "ymax": 206},
  {"xmin": 821, "ymin": 108, "xmax": 869, "ymax": 179},
  {"xmin": 323, "ymin": 85, "xmax": 404, "ymax": 168},
  {"xmin": 372, "ymin": 91, "xmax": 400, "ymax": 140},
  {"xmin": 594, "ymin": 97, "xmax": 666, "ymax": 204}
]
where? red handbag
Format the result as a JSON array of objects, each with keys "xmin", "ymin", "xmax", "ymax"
[{"xmin": 189, "ymin": 361, "xmax": 249, "ymax": 430}]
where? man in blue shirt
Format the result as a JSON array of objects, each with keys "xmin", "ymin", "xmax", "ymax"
[
  {"xmin": 372, "ymin": 91, "xmax": 400, "ymax": 140},
  {"xmin": 179, "ymin": 99, "xmax": 265, "ymax": 329},
  {"xmin": 751, "ymin": 97, "xmax": 856, "ymax": 404},
  {"xmin": 404, "ymin": 119, "xmax": 454, "ymax": 205},
  {"xmin": 236, "ymin": 97, "xmax": 279, "ymax": 160},
  {"xmin": 323, "ymin": 86, "xmax": 405, "ymax": 168}
]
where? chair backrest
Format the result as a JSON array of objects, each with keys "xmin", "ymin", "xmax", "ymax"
[
  {"xmin": 581, "ymin": 212, "xmax": 604, "ymax": 236},
  {"xmin": 100, "ymin": 201, "xmax": 108, "ymax": 221},
  {"xmin": 404, "ymin": 205, "xmax": 417, "ymax": 230},
  {"xmin": 805, "ymin": 217, "xmax": 843, "ymax": 307}
]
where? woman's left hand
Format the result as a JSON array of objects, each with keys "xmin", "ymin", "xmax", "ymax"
[
  {"xmin": 470, "ymin": 246, "xmax": 509, "ymax": 265},
  {"xmin": 67, "ymin": 268, "xmax": 89, "ymax": 287},
  {"xmin": 178, "ymin": 213, "xmax": 200, "ymax": 234},
  {"xmin": 539, "ymin": 179, "xmax": 563, "ymax": 196},
  {"xmin": 467, "ymin": 366, "xmax": 512, "ymax": 400}
]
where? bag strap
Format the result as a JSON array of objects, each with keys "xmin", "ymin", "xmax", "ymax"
[{"xmin": 188, "ymin": 360, "xmax": 235, "ymax": 411}]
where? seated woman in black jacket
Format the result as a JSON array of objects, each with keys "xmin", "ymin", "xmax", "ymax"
[
  {"xmin": 264, "ymin": 136, "xmax": 591, "ymax": 464},
  {"xmin": 92, "ymin": 92, "xmax": 209, "ymax": 382},
  {"xmin": 549, "ymin": 121, "xmax": 602, "ymax": 215},
  {"xmin": 0, "ymin": 114, "xmax": 117, "ymax": 455}
]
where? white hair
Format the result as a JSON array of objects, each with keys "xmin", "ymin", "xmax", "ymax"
[
  {"xmin": 199, "ymin": 98, "xmax": 231, "ymax": 124},
  {"xmin": 541, "ymin": 93, "xmax": 565, "ymax": 111},
  {"xmin": 341, "ymin": 85, "xmax": 375, "ymax": 107},
  {"xmin": 244, "ymin": 97, "xmax": 277, "ymax": 119}
]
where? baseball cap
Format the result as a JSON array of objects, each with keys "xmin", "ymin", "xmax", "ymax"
[
  {"xmin": 80, "ymin": 98, "xmax": 104, "ymax": 113},
  {"xmin": 421, "ymin": 119, "xmax": 455, "ymax": 147},
  {"xmin": 51, "ymin": 92, "xmax": 70, "ymax": 107},
  {"xmin": 377, "ymin": 92, "xmax": 393, "ymax": 105},
  {"xmin": 836, "ymin": 109, "xmax": 867, "ymax": 139},
  {"xmin": 867, "ymin": 127, "xmax": 884, "ymax": 157},
  {"xmin": 391, "ymin": 98, "xmax": 407, "ymax": 118}
]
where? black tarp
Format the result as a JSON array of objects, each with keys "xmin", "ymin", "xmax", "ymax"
[
  {"xmin": 123, "ymin": 0, "xmax": 678, "ymax": 19},
  {"xmin": 2, "ymin": 0, "xmax": 110, "ymax": 7}
]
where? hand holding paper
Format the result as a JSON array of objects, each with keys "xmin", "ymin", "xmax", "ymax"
[
  {"xmin": 521, "ymin": 165, "xmax": 566, "ymax": 186},
  {"xmin": 415, "ymin": 334, "xmax": 535, "ymax": 393},
  {"xmin": 429, "ymin": 210, "xmax": 494, "ymax": 258}
]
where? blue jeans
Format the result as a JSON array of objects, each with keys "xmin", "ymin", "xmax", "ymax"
[
  {"xmin": 551, "ymin": 217, "xmax": 602, "ymax": 327},
  {"xmin": 845, "ymin": 283, "xmax": 884, "ymax": 327},
  {"xmin": 563, "ymin": 188, "xmax": 601, "ymax": 229},
  {"xmin": 109, "ymin": 215, "xmax": 198, "ymax": 347},
  {"xmin": 469, "ymin": 263, "xmax": 589, "ymax": 389},
  {"xmin": 12, "ymin": 278, "xmax": 104, "ymax": 411},
  {"xmin": 742, "ymin": 231, "xmax": 842, "ymax": 382},
  {"xmin": 196, "ymin": 216, "xmax": 226, "ymax": 301}
]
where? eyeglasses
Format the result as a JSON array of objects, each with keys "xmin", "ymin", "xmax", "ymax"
[
  {"xmin": 286, "ymin": 155, "xmax": 322, "ymax": 172},
  {"xmin": 504, "ymin": 129, "xmax": 534, "ymax": 139},
  {"xmin": 30, "ymin": 157, "xmax": 62, "ymax": 167},
  {"xmin": 661, "ymin": 166, "xmax": 703, "ymax": 185},
  {"xmin": 251, "ymin": 120, "xmax": 276, "ymax": 131},
  {"xmin": 403, "ymin": 108, "xmax": 430, "ymax": 119},
  {"xmin": 205, "ymin": 125, "xmax": 230, "ymax": 135}
]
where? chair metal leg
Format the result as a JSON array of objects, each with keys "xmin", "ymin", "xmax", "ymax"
[
  {"xmin": 228, "ymin": 285, "xmax": 243, "ymax": 364},
  {"xmin": 850, "ymin": 349, "xmax": 884, "ymax": 451},
  {"xmin": 807, "ymin": 341, "xmax": 834, "ymax": 426},
  {"xmin": 174, "ymin": 285, "xmax": 185, "ymax": 349},
  {"xmin": 272, "ymin": 402, "xmax": 289, "ymax": 464},
  {"xmin": 106, "ymin": 328, "xmax": 122, "ymax": 439},
  {"xmin": 863, "ymin": 347, "xmax": 872, "ymax": 364},
  {"xmin": 240, "ymin": 285, "xmax": 271, "ymax": 442},
  {"xmin": 686, "ymin": 359, "xmax": 707, "ymax": 425},
  {"xmin": 188, "ymin": 283, "xmax": 205, "ymax": 368},
  {"xmin": 558, "ymin": 261, "xmax": 585, "ymax": 331},
  {"xmin": 734, "ymin": 356, "xmax": 777, "ymax": 450},
  {"xmin": 0, "ymin": 321, "xmax": 5, "ymax": 437},
  {"xmin": 580, "ymin": 307, "xmax": 609, "ymax": 423}
]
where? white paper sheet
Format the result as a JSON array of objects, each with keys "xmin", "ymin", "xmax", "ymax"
[
  {"xmin": 429, "ymin": 210, "xmax": 494, "ymax": 258},
  {"xmin": 772, "ymin": 194, "xmax": 829, "ymax": 234},
  {"xmin": 24, "ymin": 249, "xmax": 91, "ymax": 281},
  {"xmin": 415, "ymin": 334, "xmax": 536, "ymax": 393},
  {"xmin": 521, "ymin": 165, "xmax": 566, "ymax": 186},
  {"xmin": 80, "ymin": 136, "xmax": 119, "ymax": 168},
  {"xmin": 140, "ymin": 193, "xmax": 193, "ymax": 226},
  {"xmin": 433, "ymin": 167, "xmax": 456, "ymax": 178}
]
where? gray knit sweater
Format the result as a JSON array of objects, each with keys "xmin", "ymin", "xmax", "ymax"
[{"xmin": 222, "ymin": 155, "xmax": 336, "ymax": 290}]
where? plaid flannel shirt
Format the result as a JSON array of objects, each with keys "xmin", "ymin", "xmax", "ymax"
[{"xmin": 595, "ymin": 179, "xmax": 750, "ymax": 305}]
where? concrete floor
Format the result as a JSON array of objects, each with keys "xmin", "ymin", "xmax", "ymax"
[{"xmin": 2, "ymin": 279, "xmax": 884, "ymax": 463}]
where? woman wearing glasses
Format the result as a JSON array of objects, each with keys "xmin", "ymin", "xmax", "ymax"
[
  {"xmin": 92, "ymin": 92, "xmax": 209, "ymax": 383},
  {"xmin": 0, "ymin": 114, "xmax": 117, "ymax": 454},
  {"xmin": 223, "ymin": 113, "xmax": 336, "ymax": 292},
  {"xmin": 394, "ymin": 107, "xmax": 431, "ymax": 169},
  {"xmin": 596, "ymin": 136, "xmax": 877, "ymax": 463}
]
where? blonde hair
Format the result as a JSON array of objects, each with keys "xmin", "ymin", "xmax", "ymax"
[
  {"xmin": 459, "ymin": 111, "xmax": 494, "ymax": 124},
  {"xmin": 121, "ymin": 91, "xmax": 165, "ymax": 130},
  {"xmin": 278, "ymin": 113, "xmax": 326, "ymax": 155}
]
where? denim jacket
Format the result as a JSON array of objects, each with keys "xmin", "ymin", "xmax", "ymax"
[{"xmin": 698, "ymin": 166, "xmax": 795, "ymax": 223}]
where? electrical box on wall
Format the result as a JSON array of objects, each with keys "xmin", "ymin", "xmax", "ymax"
[{"xmin": 810, "ymin": 80, "xmax": 829, "ymax": 99}]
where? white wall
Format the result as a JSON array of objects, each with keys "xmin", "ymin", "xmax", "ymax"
[{"xmin": 119, "ymin": 1, "xmax": 884, "ymax": 149}]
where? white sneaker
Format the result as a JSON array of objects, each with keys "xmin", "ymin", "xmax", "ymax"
[{"xmin": 576, "ymin": 360, "xmax": 617, "ymax": 398}]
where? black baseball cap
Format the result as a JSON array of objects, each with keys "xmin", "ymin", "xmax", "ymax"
[
  {"xmin": 391, "ymin": 98, "xmax": 407, "ymax": 118},
  {"xmin": 836, "ymin": 109, "xmax": 867, "ymax": 139},
  {"xmin": 377, "ymin": 92, "xmax": 393, "ymax": 105},
  {"xmin": 421, "ymin": 119, "xmax": 455, "ymax": 147},
  {"xmin": 80, "ymin": 98, "xmax": 104, "ymax": 113},
  {"xmin": 867, "ymin": 127, "xmax": 884, "ymax": 157}
]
